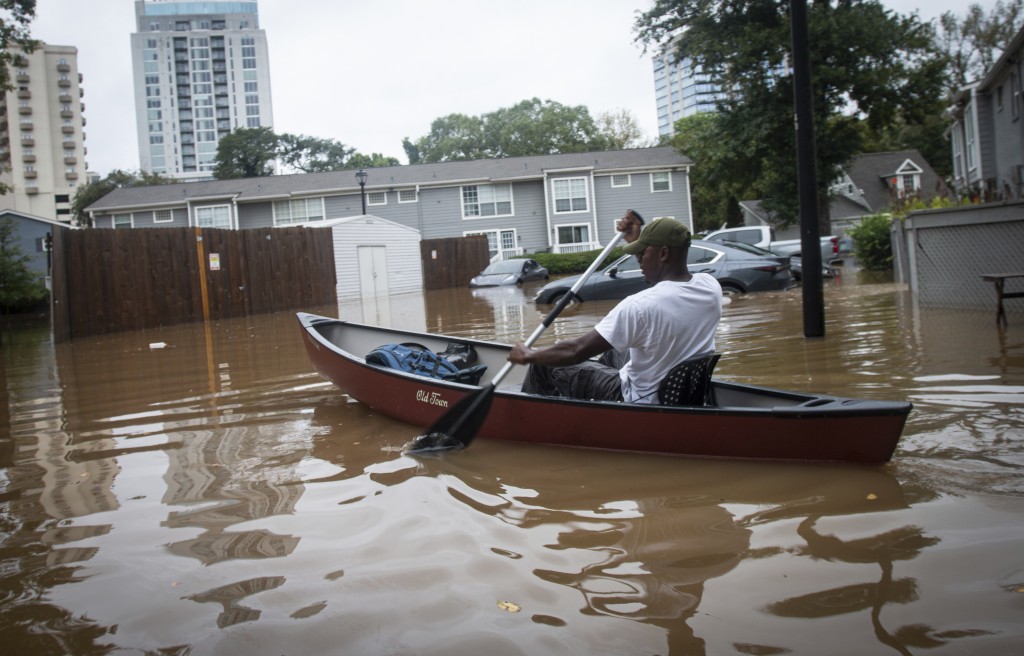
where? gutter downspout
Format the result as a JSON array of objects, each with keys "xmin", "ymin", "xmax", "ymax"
[
  {"xmin": 542, "ymin": 172, "xmax": 553, "ymax": 252},
  {"xmin": 589, "ymin": 170, "xmax": 599, "ymax": 248}
]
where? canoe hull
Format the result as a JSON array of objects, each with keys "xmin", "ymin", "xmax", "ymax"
[{"xmin": 298, "ymin": 312, "xmax": 911, "ymax": 463}]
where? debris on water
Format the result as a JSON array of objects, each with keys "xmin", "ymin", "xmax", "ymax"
[
  {"xmin": 404, "ymin": 432, "xmax": 464, "ymax": 455},
  {"xmin": 497, "ymin": 601, "xmax": 521, "ymax": 613},
  {"xmin": 149, "ymin": 342, "xmax": 167, "ymax": 349},
  {"xmin": 866, "ymin": 493, "xmax": 878, "ymax": 500}
]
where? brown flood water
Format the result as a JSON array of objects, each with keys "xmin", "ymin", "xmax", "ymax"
[{"xmin": 2, "ymin": 270, "xmax": 1023, "ymax": 655}]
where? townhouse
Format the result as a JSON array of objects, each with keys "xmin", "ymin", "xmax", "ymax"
[{"xmin": 84, "ymin": 147, "xmax": 695, "ymax": 260}]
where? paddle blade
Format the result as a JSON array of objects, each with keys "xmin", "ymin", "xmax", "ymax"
[{"xmin": 404, "ymin": 384, "xmax": 496, "ymax": 454}]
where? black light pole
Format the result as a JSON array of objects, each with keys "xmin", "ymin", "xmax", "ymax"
[
  {"xmin": 790, "ymin": 0, "xmax": 825, "ymax": 338},
  {"xmin": 356, "ymin": 169, "xmax": 368, "ymax": 215}
]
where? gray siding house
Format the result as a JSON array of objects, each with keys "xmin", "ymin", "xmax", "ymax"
[
  {"xmin": 84, "ymin": 147, "xmax": 694, "ymax": 260},
  {"xmin": 737, "ymin": 150, "xmax": 943, "ymax": 239},
  {"xmin": 948, "ymin": 25, "xmax": 1024, "ymax": 198}
]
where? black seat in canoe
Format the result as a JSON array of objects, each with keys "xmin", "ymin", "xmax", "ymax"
[{"xmin": 658, "ymin": 352, "xmax": 720, "ymax": 407}]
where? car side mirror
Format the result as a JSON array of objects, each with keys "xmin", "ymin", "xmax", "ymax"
[{"xmin": 608, "ymin": 267, "xmax": 618, "ymax": 279}]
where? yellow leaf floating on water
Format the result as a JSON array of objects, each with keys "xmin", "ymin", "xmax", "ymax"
[{"xmin": 497, "ymin": 601, "xmax": 521, "ymax": 613}]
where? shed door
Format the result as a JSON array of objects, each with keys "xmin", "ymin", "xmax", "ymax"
[{"xmin": 357, "ymin": 245, "xmax": 389, "ymax": 298}]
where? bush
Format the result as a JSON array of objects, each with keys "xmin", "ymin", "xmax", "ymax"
[
  {"xmin": 518, "ymin": 247, "xmax": 626, "ymax": 275},
  {"xmin": 848, "ymin": 213, "xmax": 894, "ymax": 271},
  {"xmin": 0, "ymin": 217, "xmax": 49, "ymax": 315}
]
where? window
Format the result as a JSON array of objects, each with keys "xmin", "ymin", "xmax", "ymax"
[
  {"xmin": 651, "ymin": 171, "xmax": 672, "ymax": 192},
  {"xmin": 367, "ymin": 192, "xmax": 387, "ymax": 206},
  {"xmin": 462, "ymin": 184, "xmax": 512, "ymax": 217},
  {"xmin": 273, "ymin": 197, "xmax": 324, "ymax": 225},
  {"xmin": 398, "ymin": 189, "xmax": 418, "ymax": 203},
  {"xmin": 154, "ymin": 209, "xmax": 173, "ymax": 223},
  {"xmin": 965, "ymin": 103, "xmax": 977, "ymax": 172},
  {"xmin": 195, "ymin": 205, "xmax": 231, "ymax": 228},
  {"xmin": 900, "ymin": 174, "xmax": 918, "ymax": 195},
  {"xmin": 113, "ymin": 213, "xmax": 133, "ymax": 229},
  {"xmin": 556, "ymin": 224, "xmax": 590, "ymax": 249},
  {"xmin": 552, "ymin": 177, "xmax": 588, "ymax": 213},
  {"xmin": 611, "ymin": 174, "xmax": 631, "ymax": 188}
]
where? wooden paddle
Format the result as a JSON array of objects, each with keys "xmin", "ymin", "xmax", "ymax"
[{"xmin": 406, "ymin": 211, "xmax": 641, "ymax": 454}]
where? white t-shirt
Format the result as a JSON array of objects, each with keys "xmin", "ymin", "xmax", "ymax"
[{"xmin": 594, "ymin": 273, "xmax": 722, "ymax": 403}]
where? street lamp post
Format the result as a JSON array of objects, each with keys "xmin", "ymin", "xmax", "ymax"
[{"xmin": 356, "ymin": 169, "xmax": 368, "ymax": 215}]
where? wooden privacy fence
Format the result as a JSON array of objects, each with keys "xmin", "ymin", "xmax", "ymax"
[
  {"xmin": 420, "ymin": 235, "xmax": 490, "ymax": 291},
  {"xmin": 51, "ymin": 226, "xmax": 336, "ymax": 341}
]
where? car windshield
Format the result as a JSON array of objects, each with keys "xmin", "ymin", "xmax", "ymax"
[
  {"xmin": 606, "ymin": 255, "xmax": 639, "ymax": 273},
  {"xmin": 481, "ymin": 260, "xmax": 525, "ymax": 275}
]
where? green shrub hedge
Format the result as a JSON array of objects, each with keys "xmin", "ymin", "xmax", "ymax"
[{"xmin": 517, "ymin": 247, "xmax": 626, "ymax": 275}]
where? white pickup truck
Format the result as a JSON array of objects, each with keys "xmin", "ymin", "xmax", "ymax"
[
  {"xmin": 703, "ymin": 225, "xmax": 840, "ymax": 260},
  {"xmin": 702, "ymin": 225, "xmax": 843, "ymax": 280}
]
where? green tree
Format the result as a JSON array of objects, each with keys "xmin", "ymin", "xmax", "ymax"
[
  {"xmin": 0, "ymin": 0, "xmax": 37, "ymax": 92},
  {"xmin": 0, "ymin": 216, "xmax": 47, "ymax": 314},
  {"xmin": 670, "ymin": 113, "xmax": 751, "ymax": 232},
  {"xmin": 346, "ymin": 152, "xmax": 401, "ymax": 169},
  {"xmin": 413, "ymin": 99, "xmax": 612, "ymax": 163},
  {"xmin": 277, "ymin": 133, "xmax": 354, "ymax": 173},
  {"xmin": 213, "ymin": 126, "xmax": 279, "ymax": 179},
  {"xmin": 939, "ymin": 0, "xmax": 1023, "ymax": 92},
  {"xmin": 71, "ymin": 169, "xmax": 175, "ymax": 227},
  {"xmin": 635, "ymin": 1, "xmax": 948, "ymax": 231},
  {"xmin": 402, "ymin": 137, "xmax": 421, "ymax": 165},
  {"xmin": 414, "ymin": 113, "xmax": 488, "ymax": 163},
  {"xmin": 595, "ymin": 109, "xmax": 653, "ymax": 150}
]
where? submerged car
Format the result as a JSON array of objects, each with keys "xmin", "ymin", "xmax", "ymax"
[
  {"xmin": 533, "ymin": 240, "xmax": 795, "ymax": 304},
  {"xmin": 469, "ymin": 258, "xmax": 549, "ymax": 287}
]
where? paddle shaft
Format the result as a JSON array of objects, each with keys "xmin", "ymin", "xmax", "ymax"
[{"xmin": 485, "ymin": 230, "xmax": 627, "ymax": 389}]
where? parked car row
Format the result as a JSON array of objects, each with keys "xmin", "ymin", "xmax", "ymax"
[{"xmin": 532, "ymin": 240, "xmax": 796, "ymax": 305}]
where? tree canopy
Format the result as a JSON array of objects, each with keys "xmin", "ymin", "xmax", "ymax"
[
  {"xmin": 410, "ymin": 98, "xmax": 618, "ymax": 163},
  {"xmin": 938, "ymin": 0, "xmax": 1023, "ymax": 92},
  {"xmin": 635, "ymin": 0, "xmax": 948, "ymax": 229},
  {"xmin": 213, "ymin": 126, "xmax": 279, "ymax": 179},
  {"xmin": 213, "ymin": 128, "xmax": 399, "ymax": 179}
]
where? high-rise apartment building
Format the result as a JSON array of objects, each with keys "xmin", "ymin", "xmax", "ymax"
[
  {"xmin": 0, "ymin": 44, "xmax": 88, "ymax": 222},
  {"xmin": 653, "ymin": 45, "xmax": 725, "ymax": 138},
  {"xmin": 130, "ymin": 0, "xmax": 273, "ymax": 181}
]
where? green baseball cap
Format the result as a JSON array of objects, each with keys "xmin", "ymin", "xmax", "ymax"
[{"xmin": 623, "ymin": 217, "xmax": 691, "ymax": 254}]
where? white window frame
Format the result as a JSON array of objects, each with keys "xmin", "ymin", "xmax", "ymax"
[
  {"xmin": 555, "ymin": 223, "xmax": 592, "ymax": 253},
  {"xmin": 154, "ymin": 209, "xmax": 173, "ymax": 223},
  {"xmin": 965, "ymin": 102, "xmax": 978, "ymax": 173},
  {"xmin": 113, "ymin": 213, "xmax": 133, "ymax": 229},
  {"xmin": 367, "ymin": 191, "xmax": 387, "ymax": 206},
  {"xmin": 398, "ymin": 189, "xmax": 418, "ymax": 203},
  {"xmin": 611, "ymin": 174, "xmax": 631, "ymax": 188},
  {"xmin": 552, "ymin": 177, "xmax": 589, "ymax": 214},
  {"xmin": 651, "ymin": 171, "xmax": 672, "ymax": 192},
  {"xmin": 273, "ymin": 197, "xmax": 324, "ymax": 226},
  {"xmin": 461, "ymin": 183, "xmax": 514, "ymax": 219},
  {"xmin": 195, "ymin": 204, "xmax": 232, "ymax": 229}
]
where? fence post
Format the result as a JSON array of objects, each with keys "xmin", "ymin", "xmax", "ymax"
[{"xmin": 195, "ymin": 227, "xmax": 211, "ymax": 323}]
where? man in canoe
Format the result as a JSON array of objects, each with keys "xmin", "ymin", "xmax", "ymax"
[{"xmin": 508, "ymin": 212, "xmax": 722, "ymax": 403}]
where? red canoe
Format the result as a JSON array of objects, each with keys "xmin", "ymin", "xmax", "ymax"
[{"xmin": 297, "ymin": 312, "xmax": 911, "ymax": 463}]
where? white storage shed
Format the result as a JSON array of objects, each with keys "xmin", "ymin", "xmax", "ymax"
[{"xmin": 310, "ymin": 215, "xmax": 423, "ymax": 301}]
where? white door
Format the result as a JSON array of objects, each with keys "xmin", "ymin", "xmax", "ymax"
[{"xmin": 357, "ymin": 245, "xmax": 389, "ymax": 298}]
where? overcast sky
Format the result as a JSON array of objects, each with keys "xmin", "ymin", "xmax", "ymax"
[{"xmin": 31, "ymin": 0, "xmax": 988, "ymax": 176}]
